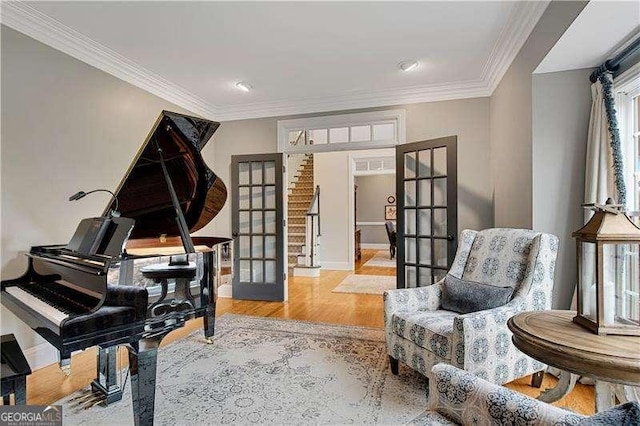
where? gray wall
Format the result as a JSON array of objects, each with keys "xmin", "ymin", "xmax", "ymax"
[
  {"xmin": 213, "ymin": 97, "xmax": 494, "ymax": 240},
  {"xmin": 532, "ymin": 68, "xmax": 592, "ymax": 309},
  {"xmin": 208, "ymin": 117, "xmax": 280, "ymax": 239},
  {"xmin": 404, "ymin": 99, "xmax": 493, "ymax": 234},
  {"xmin": 1, "ymin": 27, "xmax": 193, "ymax": 365},
  {"xmin": 490, "ymin": 1, "xmax": 588, "ymax": 228},
  {"xmin": 355, "ymin": 174, "xmax": 396, "ymax": 245}
]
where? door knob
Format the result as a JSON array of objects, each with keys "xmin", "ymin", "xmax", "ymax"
[{"xmin": 447, "ymin": 234, "xmax": 454, "ymax": 241}]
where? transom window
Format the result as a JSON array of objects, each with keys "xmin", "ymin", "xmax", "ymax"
[
  {"xmin": 353, "ymin": 156, "xmax": 395, "ymax": 175},
  {"xmin": 278, "ymin": 110, "xmax": 406, "ymax": 154}
]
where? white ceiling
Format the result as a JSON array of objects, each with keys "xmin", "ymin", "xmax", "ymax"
[
  {"xmin": 3, "ymin": 1, "xmax": 549, "ymax": 121},
  {"xmin": 536, "ymin": 0, "xmax": 640, "ymax": 74}
]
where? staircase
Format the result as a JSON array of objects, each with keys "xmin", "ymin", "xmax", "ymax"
[{"xmin": 288, "ymin": 154, "xmax": 314, "ymax": 268}]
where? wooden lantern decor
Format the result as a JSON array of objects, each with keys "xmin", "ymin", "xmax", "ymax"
[{"xmin": 573, "ymin": 199, "xmax": 640, "ymax": 336}]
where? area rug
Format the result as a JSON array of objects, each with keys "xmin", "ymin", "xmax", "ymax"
[
  {"xmin": 332, "ymin": 274, "xmax": 396, "ymax": 295},
  {"xmin": 363, "ymin": 250, "xmax": 397, "ymax": 268},
  {"xmin": 60, "ymin": 314, "xmax": 427, "ymax": 425}
]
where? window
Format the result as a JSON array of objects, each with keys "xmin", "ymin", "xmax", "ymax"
[
  {"xmin": 350, "ymin": 125, "xmax": 371, "ymax": 142},
  {"xmin": 329, "ymin": 127, "xmax": 350, "ymax": 143},
  {"xmin": 373, "ymin": 123, "xmax": 395, "ymax": 140},
  {"xmin": 309, "ymin": 129, "xmax": 327, "ymax": 145},
  {"xmin": 614, "ymin": 62, "xmax": 640, "ymax": 326},
  {"xmin": 277, "ymin": 110, "xmax": 406, "ymax": 153},
  {"xmin": 615, "ymin": 63, "xmax": 640, "ymax": 214},
  {"xmin": 635, "ymin": 95, "xmax": 639, "ymax": 213},
  {"xmin": 353, "ymin": 156, "xmax": 395, "ymax": 175},
  {"xmin": 622, "ymin": 93, "xmax": 640, "ymax": 216}
]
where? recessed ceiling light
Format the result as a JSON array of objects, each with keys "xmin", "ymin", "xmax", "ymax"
[
  {"xmin": 235, "ymin": 81, "xmax": 253, "ymax": 92},
  {"xmin": 398, "ymin": 60, "xmax": 420, "ymax": 72}
]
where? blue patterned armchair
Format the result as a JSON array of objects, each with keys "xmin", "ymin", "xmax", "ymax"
[
  {"xmin": 411, "ymin": 364, "xmax": 584, "ymax": 425},
  {"xmin": 384, "ymin": 228, "xmax": 559, "ymax": 385}
]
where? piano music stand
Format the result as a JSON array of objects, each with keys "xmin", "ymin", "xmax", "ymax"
[{"xmin": 1, "ymin": 334, "xmax": 32, "ymax": 405}]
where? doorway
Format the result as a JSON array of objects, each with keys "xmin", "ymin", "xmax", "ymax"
[
  {"xmin": 352, "ymin": 153, "xmax": 397, "ymax": 280},
  {"xmin": 230, "ymin": 108, "xmax": 459, "ymax": 301}
]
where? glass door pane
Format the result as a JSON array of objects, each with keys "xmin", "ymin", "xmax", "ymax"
[
  {"xmin": 232, "ymin": 154, "xmax": 285, "ymax": 301},
  {"xmin": 396, "ymin": 137, "xmax": 457, "ymax": 288}
]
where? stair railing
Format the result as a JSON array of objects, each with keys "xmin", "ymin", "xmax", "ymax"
[{"xmin": 304, "ymin": 185, "xmax": 321, "ymax": 267}]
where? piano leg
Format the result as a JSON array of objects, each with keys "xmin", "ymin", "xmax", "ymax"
[
  {"xmin": 58, "ymin": 355, "xmax": 71, "ymax": 376},
  {"xmin": 13, "ymin": 376, "xmax": 26, "ymax": 405},
  {"xmin": 202, "ymin": 252, "xmax": 215, "ymax": 343},
  {"xmin": 127, "ymin": 341, "xmax": 159, "ymax": 426},
  {"xmin": 203, "ymin": 305, "xmax": 215, "ymax": 343},
  {"xmin": 91, "ymin": 346, "xmax": 124, "ymax": 405}
]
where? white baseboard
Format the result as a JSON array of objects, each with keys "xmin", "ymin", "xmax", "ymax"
[
  {"xmin": 217, "ymin": 284, "xmax": 232, "ymax": 298},
  {"xmin": 23, "ymin": 342, "xmax": 58, "ymax": 371},
  {"xmin": 293, "ymin": 266, "xmax": 321, "ymax": 277},
  {"xmin": 361, "ymin": 243, "xmax": 389, "ymax": 250},
  {"xmin": 320, "ymin": 261, "xmax": 352, "ymax": 271}
]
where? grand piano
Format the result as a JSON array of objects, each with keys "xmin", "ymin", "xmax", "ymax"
[{"xmin": 1, "ymin": 111, "xmax": 231, "ymax": 425}]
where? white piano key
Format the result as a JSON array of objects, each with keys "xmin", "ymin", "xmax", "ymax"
[{"xmin": 5, "ymin": 286, "xmax": 69, "ymax": 325}]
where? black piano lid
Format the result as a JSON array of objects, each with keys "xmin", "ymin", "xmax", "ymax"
[{"xmin": 104, "ymin": 111, "xmax": 226, "ymax": 240}]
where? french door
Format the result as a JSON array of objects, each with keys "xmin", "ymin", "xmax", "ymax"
[
  {"xmin": 396, "ymin": 136, "xmax": 457, "ymax": 288},
  {"xmin": 231, "ymin": 154, "xmax": 286, "ymax": 301}
]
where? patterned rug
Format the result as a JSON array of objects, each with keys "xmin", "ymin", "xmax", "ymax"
[
  {"xmin": 363, "ymin": 250, "xmax": 397, "ymax": 268},
  {"xmin": 332, "ymin": 274, "xmax": 397, "ymax": 295},
  {"xmin": 60, "ymin": 314, "xmax": 427, "ymax": 425}
]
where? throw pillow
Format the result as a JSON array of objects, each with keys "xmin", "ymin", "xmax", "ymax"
[
  {"xmin": 579, "ymin": 402, "xmax": 640, "ymax": 426},
  {"xmin": 441, "ymin": 274, "xmax": 513, "ymax": 314}
]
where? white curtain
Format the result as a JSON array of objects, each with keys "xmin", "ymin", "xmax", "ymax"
[
  {"xmin": 579, "ymin": 77, "xmax": 615, "ymax": 319},
  {"xmin": 566, "ymin": 74, "xmax": 619, "ymax": 386},
  {"xmin": 584, "ymin": 76, "xmax": 616, "ymax": 217}
]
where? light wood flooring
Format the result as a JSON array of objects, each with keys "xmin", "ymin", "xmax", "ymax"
[
  {"xmin": 24, "ymin": 249, "xmax": 594, "ymax": 416},
  {"xmin": 355, "ymin": 248, "xmax": 397, "ymax": 276}
]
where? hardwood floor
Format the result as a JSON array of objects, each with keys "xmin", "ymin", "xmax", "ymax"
[
  {"xmin": 354, "ymin": 248, "xmax": 397, "ymax": 276},
  {"xmin": 23, "ymin": 250, "xmax": 595, "ymax": 416}
]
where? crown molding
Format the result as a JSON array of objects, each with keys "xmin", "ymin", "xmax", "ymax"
[
  {"xmin": 1, "ymin": 1, "xmax": 219, "ymax": 119},
  {"xmin": 213, "ymin": 79, "xmax": 489, "ymax": 121},
  {"xmin": 1, "ymin": 0, "xmax": 547, "ymax": 122},
  {"xmin": 481, "ymin": 0, "xmax": 550, "ymax": 94}
]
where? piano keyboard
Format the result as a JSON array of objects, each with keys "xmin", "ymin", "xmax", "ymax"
[{"xmin": 5, "ymin": 286, "xmax": 69, "ymax": 326}]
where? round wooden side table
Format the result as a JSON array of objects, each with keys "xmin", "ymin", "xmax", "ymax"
[{"xmin": 508, "ymin": 310, "xmax": 640, "ymax": 412}]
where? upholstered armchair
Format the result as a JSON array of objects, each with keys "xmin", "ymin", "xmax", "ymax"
[
  {"xmin": 384, "ymin": 228, "xmax": 559, "ymax": 385},
  {"xmin": 412, "ymin": 364, "xmax": 585, "ymax": 425}
]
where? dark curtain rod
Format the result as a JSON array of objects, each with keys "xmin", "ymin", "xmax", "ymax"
[{"xmin": 589, "ymin": 36, "xmax": 640, "ymax": 83}]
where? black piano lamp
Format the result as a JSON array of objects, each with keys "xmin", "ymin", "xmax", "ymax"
[{"xmin": 68, "ymin": 189, "xmax": 120, "ymax": 217}]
